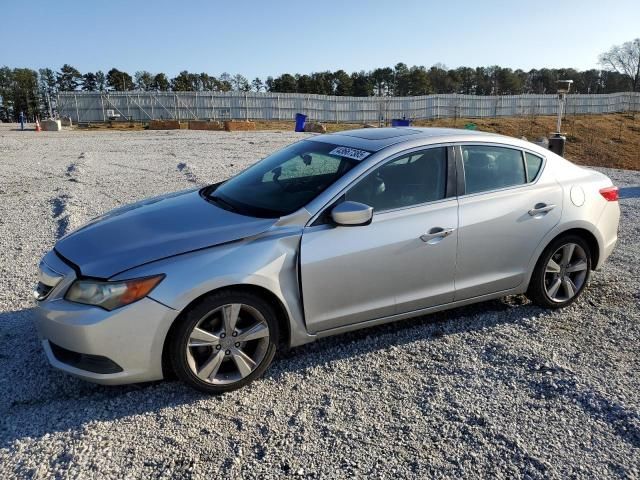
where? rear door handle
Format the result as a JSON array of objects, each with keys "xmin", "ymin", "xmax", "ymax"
[
  {"xmin": 528, "ymin": 203, "xmax": 556, "ymax": 216},
  {"xmin": 420, "ymin": 227, "xmax": 455, "ymax": 242}
]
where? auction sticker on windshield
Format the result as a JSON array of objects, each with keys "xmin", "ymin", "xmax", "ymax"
[{"xmin": 329, "ymin": 146, "xmax": 371, "ymax": 161}]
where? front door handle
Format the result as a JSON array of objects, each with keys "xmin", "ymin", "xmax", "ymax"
[
  {"xmin": 528, "ymin": 203, "xmax": 556, "ymax": 216},
  {"xmin": 420, "ymin": 227, "xmax": 455, "ymax": 242}
]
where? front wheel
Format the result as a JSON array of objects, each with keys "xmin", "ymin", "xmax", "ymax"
[
  {"xmin": 168, "ymin": 290, "xmax": 279, "ymax": 394},
  {"xmin": 527, "ymin": 235, "xmax": 592, "ymax": 308}
]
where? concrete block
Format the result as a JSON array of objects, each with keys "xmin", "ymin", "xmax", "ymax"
[{"xmin": 41, "ymin": 119, "xmax": 62, "ymax": 131}]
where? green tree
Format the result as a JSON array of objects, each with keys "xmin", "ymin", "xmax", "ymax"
[
  {"xmin": 232, "ymin": 74, "xmax": 250, "ymax": 91},
  {"xmin": 265, "ymin": 76, "xmax": 275, "ymax": 91},
  {"xmin": 474, "ymin": 67, "xmax": 492, "ymax": 95},
  {"xmin": 309, "ymin": 71, "xmax": 333, "ymax": 95},
  {"xmin": 171, "ymin": 70, "xmax": 195, "ymax": 91},
  {"xmin": 134, "ymin": 71, "xmax": 154, "ymax": 91},
  {"xmin": 38, "ymin": 68, "xmax": 57, "ymax": 115},
  {"xmin": 495, "ymin": 68, "xmax": 523, "ymax": 95},
  {"xmin": 528, "ymin": 68, "xmax": 557, "ymax": 94},
  {"xmin": 296, "ymin": 74, "xmax": 312, "ymax": 93},
  {"xmin": 218, "ymin": 73, "xmax": 233, "ymax": 92},
  {"xmin": 580, "ymin": 69, "xmax": 603, "ymax": 94},
  {"xmin": 600, "ymin": 70, "xmax": 632, "ymax": 93},
  {"xmin": 446, "ymin": 69, "xmax": 461, "ymax": 94},
  {"xmin": 270, "ymin": 73, "xmax": 297, "ymax": 93},
  {"xmin": 106, "ymin": 68, "xmax": 133, "ymax": 91},
  {"xmin": 455, "ymin": 67, "xmax": 475, "ymax": 94},
  {"xmin": 485, "ymin": 65, "xmax": 501, "ymax": 94},
  {"xmin": 96, "ymin": 71, "xmax": 106, "ymax": 91},
  {"xmin": 371, "ymin": 67, "xmax": 394, "ymax": 96},
  {"xmin": 427, "ymin": 64, "xmax": 453, "ymax": 93},
  {"xmin": 332, "ymin": 70, "xmax": 353, "ymax": 96},
  {"xmin": 39, "ymin": 68, "xmax": 57, "ymax": 95},
  {"xmin": 82, "ymin": 72, "xmax": 98, "ymax": 91},
  {"xmin": 199, "ymin": 73, "xmax": 219, "ymax": 91},
  {"xmin": 350, "ymin": 71, "xmax": 373, "ymax": 96},
  {"xmin": 408, "ymin": 66, "xmax": 431, "ymax": 95},
  {"xmin": 7, "ymin": 68, "xmax": 41, "ymax": 120},
  {"xmin": 152, "ymin": 73, "xmax": 170, "ymax": 91},
  {"xmin": 57, "ymin": 64, "xmax": 82, "ymax": 91},
  {"xmin": 0, "ymin": 67, "xmax": 15, "ymax": 121},
  {"xmin": 252, "ymin": 77, "xmax": 264, "ymax": 92},
  {"xmin": 394, "ymin": 63, "xmax": 410, "ymax": 96}
]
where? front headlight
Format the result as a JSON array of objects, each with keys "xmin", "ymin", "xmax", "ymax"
[{"xmin": 65, "ymin": 275, "xmax": 165, "ymax": 310}]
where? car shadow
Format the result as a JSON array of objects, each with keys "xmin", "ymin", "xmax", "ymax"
[
  {"xmin": 1, "ymin": 296, "xmax": 637, "ymax": 450},
  {"xmin": 0, "ymin": 298, "xmax": 535, "ymax": 448},
  {"xmin": 270, "ymin": 297, "xmax": 532, "ymax": 373}
]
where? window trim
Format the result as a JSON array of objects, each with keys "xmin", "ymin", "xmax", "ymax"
[
  {"xmin": 456, "ymin": 142, "xmax": 547, "ymax": 198},
  {"xmin": 306, "ymin": 143, "xmax": 456, "ymax": 227}
]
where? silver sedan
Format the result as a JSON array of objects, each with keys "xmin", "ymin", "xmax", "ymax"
[{"xmin": 33, "ymin": 128, "xmax": 620, "ymax": 393}]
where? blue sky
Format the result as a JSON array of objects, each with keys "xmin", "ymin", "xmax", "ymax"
[{"xmin": 1, "ymin": 0, "xmax": 638, "ymax": 78}]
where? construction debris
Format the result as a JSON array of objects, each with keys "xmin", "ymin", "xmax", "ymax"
[{"xmin": 303, "ymin": 121, "xmax": 327, "ymax": 133}]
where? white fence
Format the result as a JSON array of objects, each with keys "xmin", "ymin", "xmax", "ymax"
[{"xmin": 57, "ymin": 91, "xmax": 640, "ymax": 124}]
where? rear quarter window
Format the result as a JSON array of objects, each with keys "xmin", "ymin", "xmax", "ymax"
[{"xmin": 525, "ymin": 152, "xmax": 544, "ymax": 182}]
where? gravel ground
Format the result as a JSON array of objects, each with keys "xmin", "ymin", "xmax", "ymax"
[{"xmin": 0, "ymin": 124, "xmax": 638, "ymax": 479}]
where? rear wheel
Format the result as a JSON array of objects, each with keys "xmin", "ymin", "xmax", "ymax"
[
  {"xmin": 169, "ymin": 290, "xmax": 278, "ymax": 393},
  {"xmin": 527, "ymin": 235, "xmax": 591, "ymax": 308}
]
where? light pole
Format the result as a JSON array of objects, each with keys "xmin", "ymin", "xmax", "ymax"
[{"xmin": 549, "ymin": 79, "xmax": 573, "ymax": 157}]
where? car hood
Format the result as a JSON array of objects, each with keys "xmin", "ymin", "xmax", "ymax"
[{"xmin": 55, "ymin": 189, "xmax": 277, "ymax": 278}]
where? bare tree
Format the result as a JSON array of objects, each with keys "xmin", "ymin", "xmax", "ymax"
[{"xmin": 599, "ymin": 38, "xmax": 640, "ymax": 91}]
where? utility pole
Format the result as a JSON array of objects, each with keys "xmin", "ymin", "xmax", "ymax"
[{"xmin": 549, "ymin": 79, "xmax": 573, "ymax": 157}]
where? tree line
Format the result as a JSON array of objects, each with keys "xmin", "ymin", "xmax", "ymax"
[{"xmin": 1, "ymin": 38, "xmax": 638, "ymax": 122}]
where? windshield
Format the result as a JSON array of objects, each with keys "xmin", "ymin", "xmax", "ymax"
[{"xmin": 208, "ymin": 140, "xmax": 368, "ymax": 217}]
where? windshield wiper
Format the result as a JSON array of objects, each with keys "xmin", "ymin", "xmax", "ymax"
[{"xmin": 208, "ymin": 194, "xmax": 238, "ymax": 213}]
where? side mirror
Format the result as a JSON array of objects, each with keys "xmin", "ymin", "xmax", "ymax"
[{"xmin": 331, "ymin": 201, "xmax": 373, "ymax": 226}]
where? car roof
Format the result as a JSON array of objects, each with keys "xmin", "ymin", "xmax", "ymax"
[{"xmin": 310, "ymin": 127, "xmax": 505, "ymax": 153}]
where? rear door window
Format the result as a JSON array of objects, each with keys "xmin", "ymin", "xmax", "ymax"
[{"xmin": 461, "ymin": 145, "xmax": 526, "ymax": 194}]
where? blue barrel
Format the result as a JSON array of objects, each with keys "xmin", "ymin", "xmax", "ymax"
[
  {"xmin": 391, "ymin": 118, "xmax": 411, "ymax": 127},
  {"xmin": 295, "ymin": 113, "xmax": 307, "ymax": 132}
]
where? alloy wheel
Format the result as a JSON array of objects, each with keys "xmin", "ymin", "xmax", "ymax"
[
  {"xmin": 185, "ymin": 303, "xmax": 270, "ymax": 385},
  {"xmin": 544, "ymin": 242, "xmax": 588, "ymax": 303}
]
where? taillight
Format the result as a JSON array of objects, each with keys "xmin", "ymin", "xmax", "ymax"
[{"xmin": 599, "ymin": 186, "xmax": 619, "ymax": 202}]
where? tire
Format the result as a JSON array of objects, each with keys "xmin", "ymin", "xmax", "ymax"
[
  {"xmin": 168, "ymin": 289, "xmax": 279, "ymax": 394},
  {"xmin": 527, "ymin": 235, "xmax": 592, "ymax": 309}
]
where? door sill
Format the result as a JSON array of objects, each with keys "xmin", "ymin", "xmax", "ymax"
[{"xmin": 314, "ymin": 287, "xmax": 522, "ymax": 339}]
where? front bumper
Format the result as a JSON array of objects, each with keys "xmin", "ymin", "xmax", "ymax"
[{"xmin": 34, "ymin": 280, "xmax": 179, "ymax": 385}]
